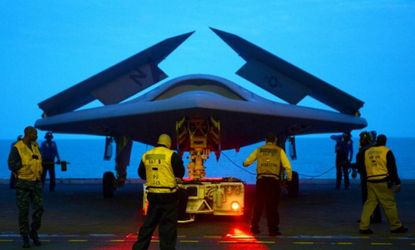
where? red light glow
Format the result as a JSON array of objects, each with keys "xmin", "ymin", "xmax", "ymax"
[{"xmin": 223, "ymin": 227, "xmax": 273, "ymax": 249}]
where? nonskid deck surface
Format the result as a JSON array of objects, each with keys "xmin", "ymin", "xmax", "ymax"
[{"xmin": 0, "ymin": 179, "xmax": 414, "ymax": 249}]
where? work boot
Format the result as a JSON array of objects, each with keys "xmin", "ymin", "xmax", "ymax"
[
  {"xmin": 269, "ymin": 227, "xmax": 281, "ymax": 236},
  {"xmin": 269, "ymin": 230, "xmax": 282, "ymax": 236},
  {"xmin": 390, "ymin": 226, "xmax": 408, "ymax": 233},
  {"xmin": 250, "ymin": 226, "xmax": 260, "ymax": 235},
  {"xmin": 359, "ymin": 229, "xmax": 373, "ymax": 234},
  {"xmin": 22, "ymin": 235, "xmax": 30, "ymax": 248},
  {"xmin": 29, "ymin": 230, "xmax": 41, "ymax": 246}
]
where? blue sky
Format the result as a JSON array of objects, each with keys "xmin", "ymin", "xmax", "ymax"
[{"xmin": 1, "ymin": 0, "xmax": 415, "ymax": 139}]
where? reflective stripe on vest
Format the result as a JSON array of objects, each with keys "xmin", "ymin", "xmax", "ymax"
[
  {"xmin": 14, "ymin": 140, "xmax": 43, "ymax": 181},
  {"xmin": 257, "ymin": 144, "xmax": 281, "ymax": 179},
  {"xmin": 364, "ymin": 146, "xmax": 389, "ymax": 181},
  {"xmin": 142, "ymin": 147, "xmax": 176, "ymax": 193}
]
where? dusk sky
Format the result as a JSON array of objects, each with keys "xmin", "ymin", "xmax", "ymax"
[{"xmin": 1, "ymin": 1, "xmax": 414, "ymax": 140}]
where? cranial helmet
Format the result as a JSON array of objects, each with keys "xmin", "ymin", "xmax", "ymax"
[
  {"xmin": 45, "ymin": 131, "xmax": 53, "ymax": 139},
  {"xmin": 265, "ymin": 133, "xmax": 276, "ymax": 143},
  {"xmin": 157, "ymin": 134, "xmax": 172, "ymax": 148},
  {"xmin": 359, "ymin": 131, "xmax": 372, "ymax": 144}
]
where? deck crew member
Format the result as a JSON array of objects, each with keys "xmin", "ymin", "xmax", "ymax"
[
  {"xmin": 331, "ymin": 132, "xmax": 353, "ymax": 190},
  {"xmin": 133, "ymin": 134, "xmax": 185, "ymax": 250},
  {"xmin": 355, "ymin": 131, "xmax": 382, "ymax": 223},
  {"xmin": 8, "ymin": 126, "xmax": 43, "ymax": 248},
  {"xmin": 359, "ymin": 134, "xmax": 408, "ymax": 234},
  {"xmin": 40, "ymin": 131, "xmax": 60, "ymax": 192},
  {"xmin": 243, "ymin": 133, "xmax": 292, "ymax": 236}
]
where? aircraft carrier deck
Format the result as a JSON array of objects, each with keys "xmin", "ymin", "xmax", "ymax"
[{"xmin": 0, "ymin": 179, "xmax": 414, "ymax": 249}]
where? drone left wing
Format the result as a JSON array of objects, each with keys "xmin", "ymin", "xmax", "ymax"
[{"xmin": 38, "ymin": 31, "xmax": 194, "ymax": 117}]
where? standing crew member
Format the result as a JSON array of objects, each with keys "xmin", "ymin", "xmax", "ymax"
[
  {"xmin": 243, "ymin": 133, "xmax": 292, "ymax": 236},
  {"xmin": 331, "ymin": 132, "xmax": 353, "ymax": 189},
  {"xmin": 133, "ymin": 134, "xmax": 185, "ymax": 250},
  {"xmin": 8, "ymin": 126, "xmax": 43, "ymax": 248},
  {"xmin": 359, "ymin": 134, "xmax": 408, "ymax": 234},
  {"xmin": 40, "ymin": 131, "xmax": 61, "ymax": 192},
  {"xmin": 356, "ymin": 131, "xmax": 381, "ymax": 223}
]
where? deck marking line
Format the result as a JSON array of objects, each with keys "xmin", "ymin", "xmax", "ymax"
[
  {"xmin": 203, "ymin": 235, "xmax": 222, "ymax": 239},
  {"xmin": 110, "ymin": 239, "xmax": 125, "ymax": 242},
  {"xmin": 370, "ymin": 242, "xmax": 392, "ymax": 246},
  {"xmin": 336, "ymin": 242, "xmax": 353, "ymax": 245},
  {"xmin": 0, "ymin": 239, "xmax": 14, "ymax": 242},
  {"xmin": 68, "ymin": 239, "xmax": 88, "ymax": 243},
  {"xmin": 180, "ymin": 240, "xmax": 199, "ymax": 243},
  {"xmin": 89, "ymin": 233, "xmax": 117, "ymax": 237},
  {"xmin": 257, "ymin": 240, "xmax": 276, "ymax": 244},
  {"xmin": 293, "ymin": 241, "xmax": 314, "ymax": 245},
  {"xmin": 219, "ymin": 240, "xmax": 238, "ymax": 244}
]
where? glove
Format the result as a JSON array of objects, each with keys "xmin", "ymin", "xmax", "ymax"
[
  {"xmin": 394, "ymin": 184, "xmax": 401, "ymax": 193},
  {"xmin": 351, "ymin": 169, "xmax": 357, "ymax": 179}
]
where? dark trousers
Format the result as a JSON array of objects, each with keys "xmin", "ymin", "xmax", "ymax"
[
  {"xmin": 336, "ymin": 158, "xmax": 349, "ymax": 188},
  {"xmin": 361, "ymin": 180, "xmax": 382, "ymax": 221},
  {"xmin": 177, "ymin": 188, "xmax": 189, "ymax": 220},
  {"xmin": 133, "ymin": 192, "xmax": 178, "ymax": 250},
  {"xmin": 251, "ymin": 177, "xmax": 280, "ymax": 233},
  {"xmin": 41, "ymin": 162, "xmax": 56, "ymax": 191},
  {"xmin": 15, "ymin": 180, "xmax": 43, "ymax": 235},
  {"xmin": 10, "ymin": 173, "xmax": 16, "ymax": 189}
]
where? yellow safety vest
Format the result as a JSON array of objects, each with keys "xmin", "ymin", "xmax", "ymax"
[
  {"xmin": 364, "ymin": 146, "xmax": 389, "ymax": 181},
  {"xmin": 142, "ymin": 146, "xmax": 176, "ymax": 193},
  {"xmin": 257, "ymin": 143, "xmax": 281, "ymax": 179},
  {"xmin": 14, "ymin": 140, "xmax": 43, "ymax": 181}
]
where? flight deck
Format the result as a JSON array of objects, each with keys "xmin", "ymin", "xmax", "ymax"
[{"xmin": 0, "ymin": 179, "xmax": 414, "ymax": 249}]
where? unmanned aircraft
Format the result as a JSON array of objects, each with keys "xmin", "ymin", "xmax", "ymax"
[{"xmin": 35, "ymin": 28, "xmax": 366, "ymax": 213}]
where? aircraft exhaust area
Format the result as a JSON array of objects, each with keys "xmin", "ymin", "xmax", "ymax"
[{"xmin": 0, "ymin": 179, "xmax": 414, "ymax": 249}]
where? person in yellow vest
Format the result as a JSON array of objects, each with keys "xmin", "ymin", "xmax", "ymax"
[
  {"xmin": 8, "ymin": 126, "xmax": 43, "ymax": 248},
  {"xmin": 359, "ymin": 134, "xmax": 408, "ymax": 234},
  {"xmin": 355, "ymin": 131, "xmax": 382, "ymax": 223},
  {"xmin": 133, "ymin": 134, "xmax": 185, "ymax": 250},
  {"xmin": 243, "ymin": 133, "xmax": 292, "ymax": 236}
]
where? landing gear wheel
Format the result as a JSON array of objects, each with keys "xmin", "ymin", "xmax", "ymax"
[
  {"xmin": 287, "ymin": 171, "xmax": 299, "ymax": 197},
  {"xmin": 103, "ymin": 171, "xmax": 116, "ymax": 198}
]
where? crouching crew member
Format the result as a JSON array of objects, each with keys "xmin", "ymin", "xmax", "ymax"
[
  {"xmin": 8, "ymin": 126, "xmax": 43, "ymax": 248},
  {"xmin": 243, "ymin": 133, "xmax": 292, "ymax": 236},
  {"xmin": 133, "ymin": 134, "xmax": 185, "ymax": 250},
  {"xmin": 359, "ymin": 134, "xmax": 408, "ymax": 234}
]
